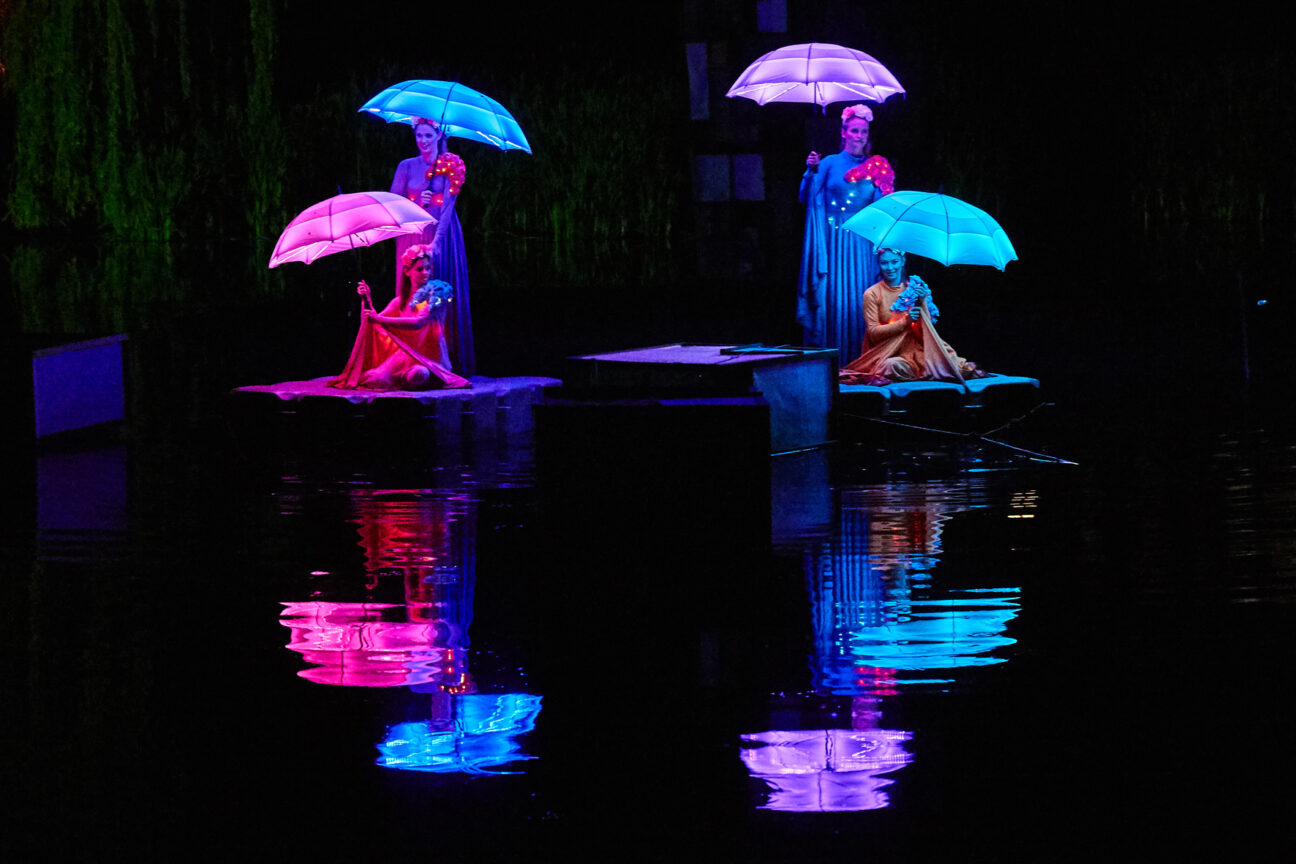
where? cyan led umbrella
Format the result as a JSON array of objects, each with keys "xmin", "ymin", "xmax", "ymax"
[
  {"xmin": 726, "ymin": 42, "xmax": 905, "ymax": 109},
  {"xmin": 841, "ymin": 191, "xmax": 1018, "ymax": 270},
  {"xmin": 359, "ymin": 79, "xmax": 532, "ymax": 154}
]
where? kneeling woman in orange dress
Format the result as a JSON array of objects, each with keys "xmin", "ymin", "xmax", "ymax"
[
  {"xmin": 839, "ymin": 248, "xmax": 985, "ymax": 385},
  {"xmin": 330, "ymin": 244, "xmax": 470, "ymax": 390}
]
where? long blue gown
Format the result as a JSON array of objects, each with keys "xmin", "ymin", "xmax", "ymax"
[
  {"xmin": 391, "ymin": 155, "xmax": 475, "ymax": 377},
  {"xmin": 797, "ymin": 151, "xmax": 887, "ymax": 364}
]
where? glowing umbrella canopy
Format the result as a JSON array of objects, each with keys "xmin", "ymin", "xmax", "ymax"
[
  {"xmin": 267, "ymin": 191, "xmax": 436, "ymax": 268},
  {"xmin": 359, "ymin": 79, "xmax": 532, "ymax": 153},
  {"xmin": 726, "ymin": 42, "xmax": 904, "ymax": 108},
  {"xmin": 840, "ymin": 191, "xmax": 1018, "ymax": 270}
]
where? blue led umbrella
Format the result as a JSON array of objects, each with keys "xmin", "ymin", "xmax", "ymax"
[
  {"xmin": 841, "ymin": 191, "xmax": 1018, "ymax": 270},
  {"xmin": 359, "ymin": 79, "xmax": 532, "ymax": 153}
]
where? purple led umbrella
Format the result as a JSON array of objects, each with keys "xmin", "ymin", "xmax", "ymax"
[{"xmin": 726, "ymin": 42, "xmax": 905, "ymax": 109}]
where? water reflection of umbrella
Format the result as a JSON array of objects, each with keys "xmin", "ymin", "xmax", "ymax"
[
  {"xmin": 726, "ymin": 42, "xmax": 905, "ymax": 108},
  {"xmin": 279, "ymin": 601, "xmax": 465, "ymax": 688},
  {"xmin": 267, "ymin": 191, "xmax": 436, "ymax": 268},
  {"xmin": 741, "ymin": 728, "xmax": 913, "ymax": 812},
  {"xmin": 376, "ymin": 693, "xmax": 543, "ymax": 774},
  {"xmin": 840, "ymin": 191, "xmax": 1018, "ymax": 270},
  {"xmin": 359, "ymin": 80, "xmax": 532, "ymax": 154}
]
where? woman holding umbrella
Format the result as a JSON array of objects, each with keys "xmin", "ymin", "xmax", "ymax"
[
  {"xmin": 839, "ymin": 248, "xmax": 984, "ymax": 385},
  {"xmin": 390, "ymin": 117, "xmax": 475, "ymax": 375},
  {"xmin": 330, "ymin": 244, "xmax": 469, "ymax": 391},
  {"xmin": 798, "ymin": 104, "xmax": 895, "ymax": 363}
]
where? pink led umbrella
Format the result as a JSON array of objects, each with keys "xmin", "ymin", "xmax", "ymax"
[
  {"xmin": 267, "ymin": 191, "xmax": 437, "ymax": 269},
  {"xmin": 726, "ymin": 42, "xmax": 905, "ymax": 109}
]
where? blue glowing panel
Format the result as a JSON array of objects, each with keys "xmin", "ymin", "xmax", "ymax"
[{"xmin": 32, "ymin": 335, "xmax": 127, "ymax": 437}]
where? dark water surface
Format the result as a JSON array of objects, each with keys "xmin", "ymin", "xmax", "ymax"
[{"xmin": 6, "ymin": 313, "xmax": 1296, "ymax": 862}]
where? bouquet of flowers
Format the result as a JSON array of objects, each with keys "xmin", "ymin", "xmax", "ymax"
[
  {"xmin": 413, "ymin": 279, "xmax": 454, "ymax": 307},
  {"xmin": 889, "ymin": 275, "xmax": 939, "ymax": 322}
]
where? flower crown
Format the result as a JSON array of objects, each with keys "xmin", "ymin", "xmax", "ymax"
[
  {"xmin": 877, "ymin": 247, "xmax": 906, "ymax": 259},
  {"xmin": 841, "ymin": 104, "xmax": 874, "ymax": 124},
  {"xmin": 412, "ymin": 117, "xmax": 441, "ymax": 132},
  {"xmin": 401, "ymin": 243, "xmax": 432, "ymax": 269}
]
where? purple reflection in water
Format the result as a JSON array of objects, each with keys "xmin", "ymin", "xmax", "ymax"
[{"xmin": 741, "ymin": 727, "xmax": 913, "ymax": 812}]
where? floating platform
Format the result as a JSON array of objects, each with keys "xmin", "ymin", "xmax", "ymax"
[
  {"xmin": 838, "ymin": 374, "xmax": 1044, "ymax": 435},
  {"xmin": 228, "ymin": 375, "xmax": 561, "ymax": 451},
  {"xmin": 558, "ymin": 343, "xmax": 838, "ymax": 453}
]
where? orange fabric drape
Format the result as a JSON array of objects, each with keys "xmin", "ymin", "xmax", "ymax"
[{"xmin": 840, "ymin": 280, "xmax": 970, "ymax": 385}]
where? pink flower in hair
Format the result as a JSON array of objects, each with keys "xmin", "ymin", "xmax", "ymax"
[
  {"xmin": 401, "ymin": 243, "xmax": 431, "ymax": 269},
  {"xmin": 841, "ymin": 104, "xmax": 874, "ymax": 123}
]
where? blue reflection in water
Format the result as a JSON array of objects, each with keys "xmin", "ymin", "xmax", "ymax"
[
  {"xmin": 746, "ymin": 477, "xmax": 1022, "ymax": 812},
  {"xmin": 278, "ymin": 487, "xmax": 540, "ymax": 774},
  {"xmin": 377, "ymin": 694, "xmax": 543, "ymax": 775},
  {"xmin": 809, "ymin": 485, "xmax": 1020, "ymax": 692}
]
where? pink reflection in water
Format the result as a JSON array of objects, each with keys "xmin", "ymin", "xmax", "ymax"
[{"xmin": 280, "ymin": 601, "xmax": 466, "ymax": 688}]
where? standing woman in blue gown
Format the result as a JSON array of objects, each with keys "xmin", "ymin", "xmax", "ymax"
[
  {"xmin": 797, "ymin": 104, "xmax": 895, "ymax": 364},
  {"xmin": 390, "ymin": 117, "xmax": 476, "ymax": 376}
]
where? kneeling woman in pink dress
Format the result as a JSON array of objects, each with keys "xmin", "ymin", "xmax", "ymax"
[
  {"xmin": 839, "ymin": 248, "xmax": 985, "ymax": 386},
  {"xmin": 330, "ymin": 243, "xmax": 470, "ymax": 391}
]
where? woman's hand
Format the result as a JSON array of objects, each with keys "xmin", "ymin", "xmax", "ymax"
[
  {"xmin": 805, "ymin": 151, "xmax": 821, "ymax": 171},
  {"xmin": 362, "ymin": 308, "xmax": 375, "ymax": 321},
  {"xmin": 356, "ymin": 280, "xmax": 371, "ymax": 296},
  {"xmin": 908, "ymin": 304, "xmax": 922, "ymax": 321},
  {"xmin": 419, "ymin": 189, "xmax": 435, "ymax": 209}
]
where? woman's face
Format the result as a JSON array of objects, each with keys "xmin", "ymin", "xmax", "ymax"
[
  {"xmin": 878, "ymin": 251, "xmax": 905, "ymax": 285},
  {"xmin": 405, "ymin": 256, "xmax": 433, "ymax": 287},
  {"xmin": 414, "ymin": 123, "xmax": 442, "ymax": 155},
  {"xmin": 841, "ymin": 117, "xmax": 870, "ymax": 156}
]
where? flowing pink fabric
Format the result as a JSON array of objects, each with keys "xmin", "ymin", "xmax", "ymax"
[{"xmin": 330, "ymin": 296, "xmax": 468, "ymax": 390}]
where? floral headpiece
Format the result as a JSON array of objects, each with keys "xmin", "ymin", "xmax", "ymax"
[
  {"xmin": 401, "ymin": 243, "xmax": 431, "ymax": 269},
  {"xmin": 877, "ymin": 247, "xmax": 906, "ymax": 259},
  {"xmin": 841, "ymin": 104, "xmax": 874, "ymax": 124},
  {"xmin": 412, "ymin": 117, "xmax": 441, "ymax": 132}
]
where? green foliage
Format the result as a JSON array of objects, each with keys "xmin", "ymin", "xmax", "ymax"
[
  {"xmin": 2, "ymin": 1, "xmax": 689, "ymax": 297},
  {"xmin": 465, "ymin": 58, "xmax": 687, "ymax": 290},
  {"xmin": 3, "ymin": 2, "xmax": 280, "ymax": 255}
]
